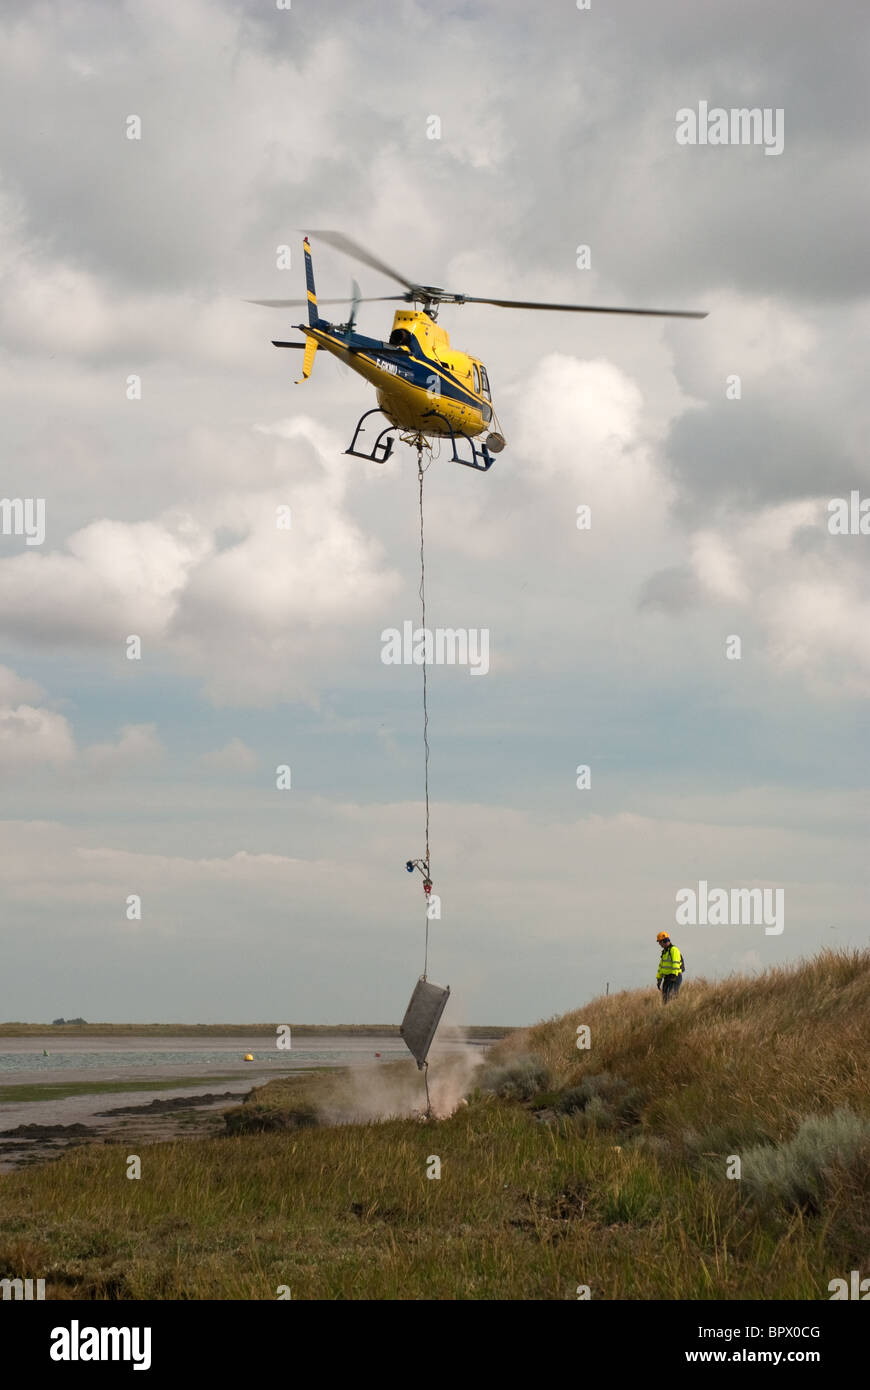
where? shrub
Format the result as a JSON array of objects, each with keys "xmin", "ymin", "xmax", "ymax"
[
  {"xmin": 628, "ymin": 1132, "xmax": 672, "ymax": 1159},
  {"xmin": 476, "ymin": 1055, "xmax": 551, "ymax": 1101},
  {"xmin": 224, "ymin": 1103, "xmax": 318, "ymax": 1136},
  {"xmin": 741, "ymin": 1108, "xmax": 870, "ymax": 1212},
  {"xmin": 566, "ymin": 1095, "xmax": 619, "ymax": 1133},
  {"xmin": 557, "ymin": 1073, "xmax": 644, "ymax": 1124}
]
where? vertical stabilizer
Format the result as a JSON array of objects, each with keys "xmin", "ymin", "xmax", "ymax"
[{"xmin": 303, "ymin": 235, "xmax": 318, "ymax": 326}]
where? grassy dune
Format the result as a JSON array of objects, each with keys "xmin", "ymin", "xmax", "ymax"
[
  {"xmin": 0, "ymin": 950, "xmax": 867, "ymax": 1300},
  {"xmin": 491, "ymin": 947, "xmax": 869, "ymax": 1150}
]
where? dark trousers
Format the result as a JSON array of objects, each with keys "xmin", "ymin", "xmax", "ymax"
[{"xmin": 661, "ymin": 974, "xmax": 682, "ymax": 1004}]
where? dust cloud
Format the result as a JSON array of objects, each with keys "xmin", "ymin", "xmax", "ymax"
[{"xmin": 319, "ymin": 1036, "xmax": 485, "ymax": 1124}]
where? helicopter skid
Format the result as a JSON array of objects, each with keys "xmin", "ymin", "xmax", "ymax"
[
  {"xmin": 344, "ymin": 407, "xmax": 494, "ymax": 472},
  {"xmin": 344, "ymin": 408, "xmax": 398, "ymax": 463}
]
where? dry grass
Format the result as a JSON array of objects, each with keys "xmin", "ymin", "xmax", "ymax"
[{"xmin": 489, "ymin": 949, "xmax": 870, "ymax": 1151}]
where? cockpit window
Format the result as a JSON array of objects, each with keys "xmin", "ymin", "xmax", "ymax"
[
  {"xmin": 479, "ymin": 365, "xmax": 491, "ymax": 399},
  {"xmin": 389, "ymin": 328, "xmax": 412, "ymax": 347},
  {"xmin": 472, "ymin": 363, "xmax": 480, "ymax": 393}
]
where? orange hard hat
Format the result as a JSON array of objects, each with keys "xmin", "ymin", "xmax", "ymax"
[{"xmin": 656, "ymin": 931, "xmax": 670, "ymax": 942}]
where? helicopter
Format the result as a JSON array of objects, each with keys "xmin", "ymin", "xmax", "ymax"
[{"xmin": 250, "ymin": 230, "xmax": 707, "ymax": 472}]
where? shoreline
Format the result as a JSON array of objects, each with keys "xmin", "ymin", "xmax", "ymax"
[
  {"xmin": 0, "ymin": 1077, "xmax": 272, "ymax": 1172},
  {"xmin": 0, "ymin": 1023, "xmax": 513, "ymax": 1038},
  {"xmin": 0, "ymin": 1034, "xmax": 496, "ymax": 1171}
]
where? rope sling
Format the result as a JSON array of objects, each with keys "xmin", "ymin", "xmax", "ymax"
[
  {"xmin": 417, "ymin": 443, "xmax": 432, "ymax": 1115},
  {"xmin": 400, "ymin": 439, "xmax": 451, "ymax": 1119},
  {"xmin": 418, "ymin": 445, "xmax": 432, "ymax": 977}
]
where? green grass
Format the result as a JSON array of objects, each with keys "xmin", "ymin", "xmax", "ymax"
[
  {"xmin": 0, "ymin": 950, "xmax": 866, "ymax": 1300},
  {"xmin": 0, "ymin": 1100, "xmax": 855, "ymax": 1300},
  {"xmin": 0, "ymin": 1075, "xmax": 249, "ymax": 1104}
]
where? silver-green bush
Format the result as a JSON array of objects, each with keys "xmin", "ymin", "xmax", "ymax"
[
  {"xmin": 741, "ymin": 1108, "xmax": 870, "ymax": 1210},
  {"xmin": 477, "ymin": 1055, "xmax": 551, "ymax": 1101}
]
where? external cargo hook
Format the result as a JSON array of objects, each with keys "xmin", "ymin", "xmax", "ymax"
[{"xmin": 405, "ymin": 858, "xmax": 433, "ymax": 895}]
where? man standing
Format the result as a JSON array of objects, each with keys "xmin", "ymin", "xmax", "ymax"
[{"xmin": 656, "ymin": 931, "xmax": 684, "ymax": 1003}]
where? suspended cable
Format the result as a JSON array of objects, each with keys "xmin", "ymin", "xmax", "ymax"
[
  {"xmin": 399, "ymin": 437, "xmax": 450, "ymax": 1122},
  {"xmin": 417, "ymin": 442, "xmax": 431, "ymax": 980}
]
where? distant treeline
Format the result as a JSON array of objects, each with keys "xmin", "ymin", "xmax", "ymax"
[{"xmin": 0, "ymin": 1022, "xmax": 513, "ymax": 1039}]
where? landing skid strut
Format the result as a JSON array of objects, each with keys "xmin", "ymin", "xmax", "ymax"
[{"xmin": 344, "ymin": 408, "xmax": 495, "ymax": 471}]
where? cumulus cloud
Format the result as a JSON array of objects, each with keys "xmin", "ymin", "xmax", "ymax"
[
  {"xmin": 0, "ymin": 704, "xmax": 76, "ymax": 769},
  {"xmin": 675, "ymin": 499, "xmax": 870, "ymax": 692},
  {"xmin": 0, "ymin": 514, "xmax": 211, "ymax": 643},
  {"xmin": 0, "ymin": 667, "xmax": 166, "ymax": 776},
  {"xmin": 0, "ymin": 418, "xmax": 401, "ymax": 702},
  {"xmin": 0, "ymin": 0, "xmax": 867, "ymax": 1018},
  {"xmin": 198, "ymin": 737, "xmax": 258, "ymax": 773},
  {"xmin": 83, "ymin": 723, "xmax": 165, "ymax": 772},
  {"xmin": 0, "ymin": 664, "xmax": 44, "ymax": 705}
]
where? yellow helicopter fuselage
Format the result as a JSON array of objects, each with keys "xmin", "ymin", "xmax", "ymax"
[
  {"xmin": 301, "ymin": 308, "xmax": 494, "ymax": 440},
  {"xmin": 267, "ymin": 235, "xmax": 502, "ymax": 468}
]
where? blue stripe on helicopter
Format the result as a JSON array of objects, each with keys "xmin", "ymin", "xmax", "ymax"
[{"xmin": 306, "ymin": 325, "xmax": 489, "ymax": 415}]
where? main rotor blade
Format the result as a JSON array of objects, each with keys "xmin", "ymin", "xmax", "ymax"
[
  {"xmin": 461, "ymin": 295, "xmax": 707, "ymax": 318},
  {"xmin": 245, "ymin": 296, "xmax": 406, "ymax": 308},
  {"xmin": 306, "ymin": 230, "xmax": 418, "ymax": 292}
]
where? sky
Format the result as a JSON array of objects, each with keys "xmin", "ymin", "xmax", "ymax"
[{"xmin": 0, "ymin": 0, "xmax": 867, "ymax": 1024}]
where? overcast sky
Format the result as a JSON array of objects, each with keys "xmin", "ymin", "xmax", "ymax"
[{"xmin": 0, "ymin": 0, "xmax": 867, "ymax": 1024}]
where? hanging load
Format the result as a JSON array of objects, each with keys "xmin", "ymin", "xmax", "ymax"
[{"xmin": 400, "ymin": 977, "xmax": 451, "ymax": 1070}]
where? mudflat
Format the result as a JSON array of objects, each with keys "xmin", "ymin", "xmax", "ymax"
[{"xmin": 0, "ymin": 1032, "xmax": 490, "ymax": 1170}]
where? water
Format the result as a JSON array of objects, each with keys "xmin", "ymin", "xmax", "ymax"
[
  {"xmin": 0, "ymin": 1033, "xmax": 489, "ymax": 1170},
  {"xmin": 0, "ymin": 1034, "xmax": 425, "ymax": 1086}
]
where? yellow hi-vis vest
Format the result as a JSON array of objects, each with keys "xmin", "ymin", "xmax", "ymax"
[{"xmin": 657, "ymin": 944, "xmax": 683, "ymax": 980}]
